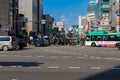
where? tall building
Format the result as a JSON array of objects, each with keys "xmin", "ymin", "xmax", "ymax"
[
  {"xmin": 87, "ymin": 0, "xmax": 96, "ymax": 31},
  {"xmin": 0, "ymin": 0, "xmax": 18, "ymax": 36},
  {"xmin": 19, "ymin": 0, "xmax": 43, "ymax": 33},
  {"xmin": 42, "ymin": 14, "xmax": 54, "ymax": 35},
  {"xmin": 78, "ymin": 15, "xmax": 87, "ymax": 33},
  {"xmin": 109, "ymin": 0, "xmax": 116, "ymax": 31},
  {"xmin": 109, "ymin": 0, "xmax": 120, "ymax": 32},
  {"xmin": 78, "ymin": 15, "xmax": 87, "ymax": 27},
  {"xmin": 87, "ymin": 1, "xmax": 96, "ymax": 21},
  {"xmin": 0, "ymin": 0, "xmax": 9, "ymax": 35},
  {"xmin": 115, "ymin": 0, "xmax": 120, "ymax": 32},
  {"xmin": 95, "ymin": 0, "xmax": 110, "ymax": 32},
  {"xmin": 19, "ymin": 0, "xmax": 33, "ymax": 31}
]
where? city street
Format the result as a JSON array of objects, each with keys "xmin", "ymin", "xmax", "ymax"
[{"xmin": 0, "ymin": 46, "xmax": 120, "ymax": 80}]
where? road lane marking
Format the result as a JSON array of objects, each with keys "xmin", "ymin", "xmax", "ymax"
[
  {"xmin": 68, "ymin": 67, "xmax": 80, "ymax": 69},
  {"xmin": 0, "ymin": 55, "xmax": 8, "ymax": 57},
  {"xmin": 91, "ymin": 56, "xmax": 101, "ymax": 59},
  {"xmin": 14, "ymin": 55, "xmax": 21, "ymax": 57},
  {"xmin": 91, "ymin": 67, "xmax": 101, "ymax": 70},
  {"xmin": 63, "ymin": 56, "xmax": 71, "ymax": 58},
  {"xmin": 17, "ymin": 66, "xmax": 22, "ymax": 68},
  {"xmin": 105, "ymin": 57, "xmax": 114, "ymax": 60},
  {"xmin": 48, "ymin": 66, "xmax": 60, "ymax": 69},
  {"xmin": 49, "ymin": 56, "xmax": 58, "ymax": 58},
  {"xmin": 11, "ymin": 66, "xmax": 17, "ymax": 68},
  {"xmin": 37, "ymin": 56, "xmax": 45, "ymax": 58},
  {"xmin": 84, "ymin": 55, "xmax": 88, "ymax": 57},
  {"xmin": 30, "ymin": 66, "xmax": 41, "ymax": 68},
  {"xmin": 77, "ymin": 57, "xmax": 85, "ymax": 59},
  {"xmin": 11, "ymin": 79, "xmax": 19, "ymax": 80},
  {"xmin": 115, "ymin": 58, "xmax": 120, "ymax": 61},
  {"xmin": 25, "ymin": 56, "xmax": 32, "ymax": 58}
]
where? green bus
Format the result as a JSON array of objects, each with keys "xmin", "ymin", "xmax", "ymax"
[{"xmin": 85, "ymin": 31, "xmax": 120, "ymax": 47}]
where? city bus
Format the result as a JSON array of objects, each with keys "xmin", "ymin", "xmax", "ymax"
[{"xmin": 85, "ymin": 31, "xmax": 120, "ymax": 47}]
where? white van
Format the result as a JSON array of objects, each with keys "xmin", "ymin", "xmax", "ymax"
[{"xmin": 0, "ymin": 36, "xmax": 17, "ymax": 51}]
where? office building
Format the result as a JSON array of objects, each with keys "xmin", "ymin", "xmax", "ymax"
[
  {"xmin": 19, "ymin": 0, "xmax": 43, "ymax": 33},
  {"xmin": 95, "ymin": 0, "xmax": 110, "ymax": 32},
  {"xmin": 0, "ymin": 0, "xmax": 19, "ymax": 36}
]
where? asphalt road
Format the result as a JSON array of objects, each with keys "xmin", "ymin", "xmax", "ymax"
[{"xmin": 0, "ymin": 45, "xmax": 120, "ymax": 80}]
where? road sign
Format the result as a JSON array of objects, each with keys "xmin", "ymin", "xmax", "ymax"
[
  {"xmin": 48, "ymin": 29, "xmax": 57, "ymax": 32},
  {"xmin": 72, "ymin": 25, "xmax": 79, "ymax": 28}
]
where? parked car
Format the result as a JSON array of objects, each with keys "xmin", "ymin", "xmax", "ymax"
[
  {"xmin": 0, "ymin": 36, "xmax": 17, "ymax": 51},
  {"xmin": 16, "ymin": 38, "xmax": 26, "ymax": 49},
  {"xmin": 116, "ymin": 42, "xmax": 120, "ymax": 50},
  {"xmin": 35, "ymin": 38, "xmax": 49, "ymax": 47}
]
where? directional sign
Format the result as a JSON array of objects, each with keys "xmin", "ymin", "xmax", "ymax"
[
  {"xmin": 72, "ymin": 25, "xmax": 79, "ymax": 28},
  {"xmin": 48, "ymin": 29, "xmax": 57, "ymax": 32}
]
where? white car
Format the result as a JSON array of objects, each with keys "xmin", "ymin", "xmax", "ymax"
[{"xmin": 0, "ymin": 36, "xmax": 17, "ymax": 51}]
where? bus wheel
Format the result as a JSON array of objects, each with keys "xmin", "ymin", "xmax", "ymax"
[{"xmin": 91, "ymin": 42, "xmax": 96, "ymax": 47}]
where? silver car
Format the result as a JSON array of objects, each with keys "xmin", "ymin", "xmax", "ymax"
[{"xmin": 0, "ymin": 36, "xmax": 17, "ymax": 51}]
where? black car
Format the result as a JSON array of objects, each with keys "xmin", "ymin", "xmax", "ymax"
[{"xmin": 116, "ymin": 42, "xmax": 120, "ymax": 50}]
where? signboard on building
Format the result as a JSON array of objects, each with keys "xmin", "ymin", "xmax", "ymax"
[{"xmin": 56, "ymin": 22, "xmax": 64, "ymax": 26}]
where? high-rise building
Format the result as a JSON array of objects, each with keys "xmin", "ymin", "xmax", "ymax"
[
  {"xmin": 87, "ymin": 1, "xmax": 96, "ymax": 21},
  {"xmin": 109, "ymin": 0, "xmax": 120, "ymax": 32},
  {"xmin": 19, "ymin": 0, "xmax": 43, "ymax": 33},
  {"xmin": 0, "ymin": 0, "xmax": 19, "ymax": 36},
  {"xmin": 78, "ymin": 15, "xmax": 87, "ymax": 34},
  {"xmin": 0, "ymin": 0, "xmax": 9, "ymax": 35},
  {"xmin": 87, "ymin": 0, "xmax": 96, "ymax": 31},
  {"xmin": 115, "ymin": 0, "xmax": 120, "ymax": 32},
  {"xmin": 95, "ymin": 0, "xmax": 110, "ymax": 32},
  {"xmin": 78, "ymin": 15, "xmax": 87, "ymax": 28},
  {"xmin": 42, "ymin": 14, "xmax": 54, "ymax": 35}
]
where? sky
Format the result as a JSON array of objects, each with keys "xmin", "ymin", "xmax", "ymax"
[{"xmin": 43, "ymin": 0, "xmax": 90, "ymax": 28}]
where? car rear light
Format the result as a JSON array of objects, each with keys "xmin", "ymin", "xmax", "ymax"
[{"xmin": 11, "ymin": 40, "xmax": 13, "ymax": 45}]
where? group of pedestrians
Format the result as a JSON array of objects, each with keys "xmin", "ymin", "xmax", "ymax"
[
  {"xmin": 50, "ymin": 37, "xmax": 85, "ymax": 47},
  {"xmin": 28, "ymin": 35, "xmax": 86, "ymax": 47}
]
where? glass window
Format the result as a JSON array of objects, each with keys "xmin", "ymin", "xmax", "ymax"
[
  {"xmin": 0, "ymin": 37, "xmax": 10, "ymax": 41},
  {"xmin": 86, "ymin": 36, "xmax": 91, "ymax": 41}
]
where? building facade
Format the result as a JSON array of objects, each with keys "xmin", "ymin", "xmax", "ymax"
[
  {"xmin": 42, "ymin": 14, "xmax": 54, "ymax": 36},
  {"xmin": 115, "ymin": 0, "xmax": 120, "ymax": 32},
  {"xmin": 0, "ymin": 0, "xmax": 9, "ymax": 35},
  {"xmin": 78, "ymin": 15, "xmax": 87, "ymax": 34},
  {"xmin": 0, "ymin": 0, "xmax": 19, "ymax": 36},
  {"xmin": 87, "ymin": 1, "xmax": 96, "ymax": 22},
  {"xmin": 19, "ymin": 0, "xmax": 43, "ymax": 33},
  {"xmin": 95, "ymin": 0, "xmax": 110, "ymax": 32}
]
